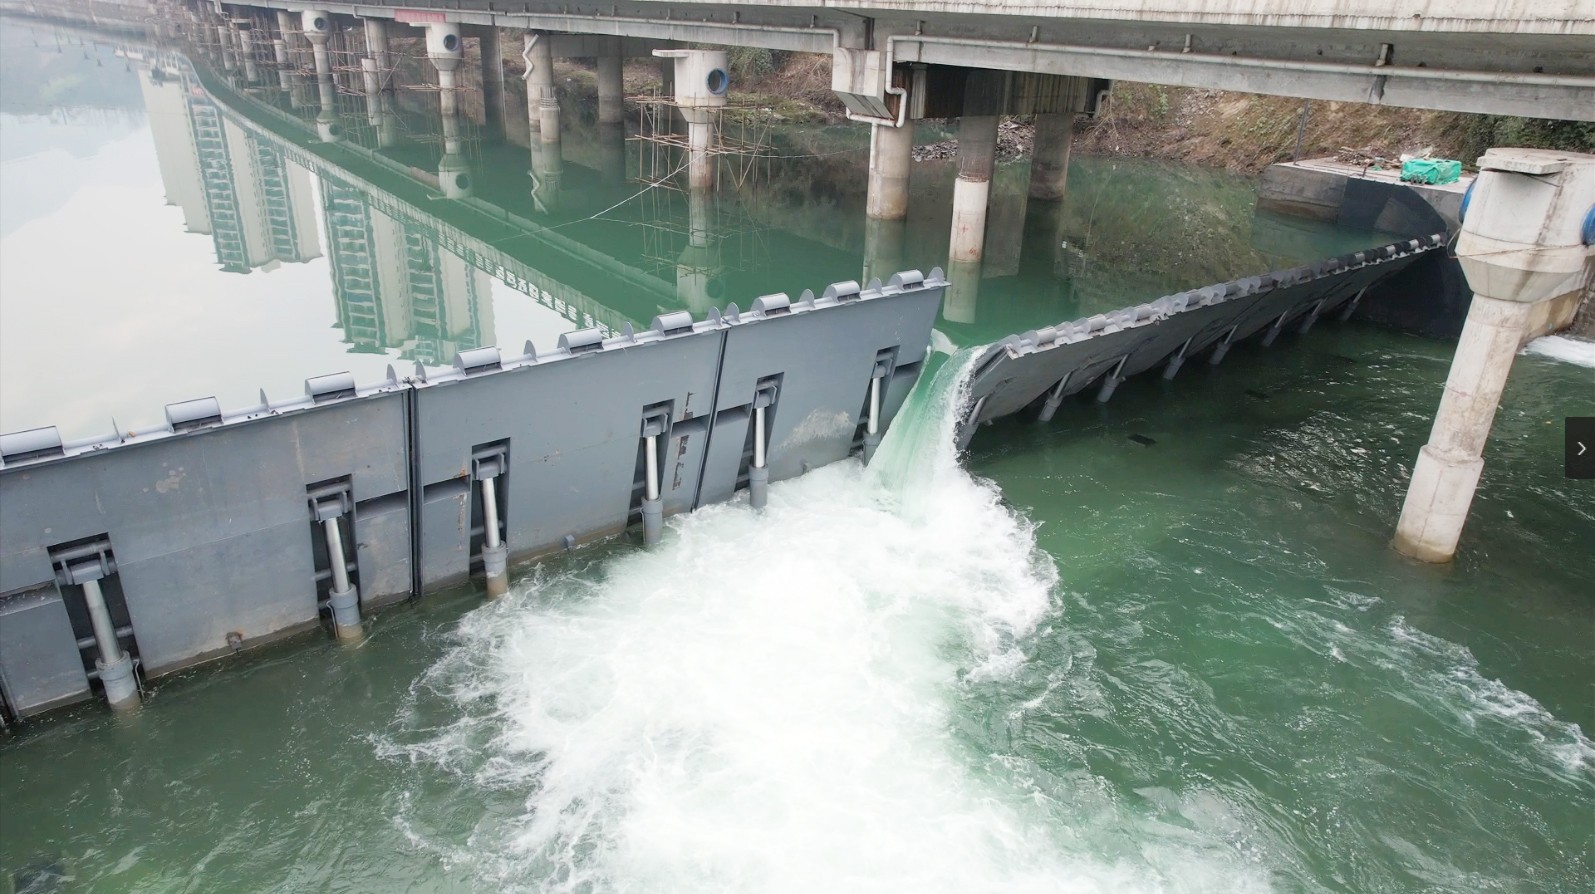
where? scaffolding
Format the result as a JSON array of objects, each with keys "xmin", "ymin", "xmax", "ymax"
[{"xmin": 628, "ymin": 91, "xmax": 777, "ymax": 283}]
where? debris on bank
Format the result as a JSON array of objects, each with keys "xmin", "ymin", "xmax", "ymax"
[{"xmin": 912, "ymin": 119, "xmax": 1036, "ymax": 162}]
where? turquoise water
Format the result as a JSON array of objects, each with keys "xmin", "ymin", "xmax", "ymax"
[{"xmin": 1, "ymin": 12, "xmax": 1591, "ymax": 894}]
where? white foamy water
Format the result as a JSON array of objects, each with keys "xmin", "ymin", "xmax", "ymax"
[
  {"xmin": 1523, "ymin": 334, "xmax": 1595, "ymax": 368},
  {"xmin": 382, "ymin": 352, "xmax": 1272, "ymax": 893}
]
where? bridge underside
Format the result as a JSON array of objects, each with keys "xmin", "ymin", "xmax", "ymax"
[{"xmin": 237, "ymin": 0, "xmax": 1595, "ymax": 120}]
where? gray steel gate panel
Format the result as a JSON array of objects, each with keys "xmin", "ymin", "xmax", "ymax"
[
  {"xmin": 0, "ymin": 388, "xmax": 409, "ymax": 675},
  {"xmin": 0, "ymin": 588, "xmax": 90, "ymax": 717},
  {"xmin": 705, "ymin": 275, "xmax": 945, "ymax": 494},
  {"xmin": 410, "ymin": 328, "xmax": 726, "ymax": 584}
]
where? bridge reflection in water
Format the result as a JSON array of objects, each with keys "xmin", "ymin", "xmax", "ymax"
[{"xmin": 137, "ymin": 12, "xmax": 1415, "ymax": 366}]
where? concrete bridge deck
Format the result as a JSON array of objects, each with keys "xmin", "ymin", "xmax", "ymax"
[{"xmin": 219, "ymin": 0, "xmax": 1595, "ymax": 119}]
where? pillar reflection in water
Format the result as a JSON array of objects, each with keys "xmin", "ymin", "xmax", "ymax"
[
  {"xmin": 862, "ymin": 216, "xmax": 907, "ymax": 287},
  {"xmin": 360, "ymin": 58, "xmax": 398, "ymax": 148},
  {"xmin": 676, "ymin": 187, "xmax": 724, "ymax": 313},
  {"xmin": 301, "ymin": 10, "xmax": 342, "ymax": 143},
  {"xmin": 944, "ymin": 258, "xmax": 982, "ymax": 324},
  {"xmin": 598, "ymin": 123, "xmax": 627, "ymax": 186},
  {"xmin": 524, "ymin": 31, "xmax": 562, "ymax": 212},
  {"xmin": 215, "ymin": 24, "xmax": 236, "ymax": 72},
  {"xmin": 358, "ymin": 18, "xmax": 396, "ymax": 148},
  {"xmin": 273, "ymin": 10, "xmax": 309, "ymax": 110},
  {"xmin": 982, "ymin": 167, "xmax": 1028, "ymax": 278},
  {"xmin": 425, "ymin": 22, "xmax": 472, "ymax": 198},
  {"xmin": 235, "ymin": 22, "xmax": 260, "ymax": 84}
]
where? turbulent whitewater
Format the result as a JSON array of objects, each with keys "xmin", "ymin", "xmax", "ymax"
[{"xmin": 378, "ymin": 350, "xmax": 1273, "ymax": 893}]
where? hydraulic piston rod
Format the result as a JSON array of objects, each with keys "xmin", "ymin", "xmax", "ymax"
[
  {"xmin": 862, "ymin": 375, "xmax": 883, "ymax": 464},
  {"xmin": 642, "ymin": 433, "xmax": 663, "ymax": 545},
  {"xmin": 479, "ymin": 473, "xmax": 508, "ymax": 598},
  {"xmin": 321, "ymin": 517, "xmax": 363, "ymax": 639},
  {"xmin": 77, "ymin": 575, "xmax": 138, "ymax": 711},
  {"xmin": 750, "ymin": 404, "xmax": 770, "ymax": 510}
]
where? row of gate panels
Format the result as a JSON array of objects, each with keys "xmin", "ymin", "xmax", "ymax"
[
  {"xmin": 0, "ymin": 274, "xmax": 946, "ymax": 717},
  {"xmin": 963, "ymin": 235, "xmax": 1444, "ymax": 427}
]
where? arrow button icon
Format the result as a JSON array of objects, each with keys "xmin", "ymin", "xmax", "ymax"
[{"xmin": 1568, "ymin": 418, "xmax": 1595, "ymax": 479}]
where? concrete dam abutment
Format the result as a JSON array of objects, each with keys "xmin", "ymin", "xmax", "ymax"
[{"xmin": 0, "ymin": 275, "xmax": 944, "ymax": 719}]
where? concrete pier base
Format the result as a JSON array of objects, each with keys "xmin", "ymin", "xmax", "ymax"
[
  {"xmin": 1393, "ymin": 294, "xmax": 1533, "ymax": 562},
  {"xmin": 867, "ymin": 122, "xmax": 913, "ymax": 220},
  {"xmin": 949, "ymin": 114, "xmax": 997, "ymax": 264},
  {"xmin": 950, "ymin": 178, "xmax": 992, "ymax": 264}
]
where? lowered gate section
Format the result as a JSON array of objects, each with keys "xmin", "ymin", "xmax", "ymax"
[{"xmin": 959, "ymin": 235, "xmax": 1446, "ymax": 442}]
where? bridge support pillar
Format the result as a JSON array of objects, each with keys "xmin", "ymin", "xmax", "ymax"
[
  {"xmin": 1028, "ymin": 113, "xmax": 1073, "ymax": 202},
  {"xmin": 866, "ymin": 122, "xmax": 913, "ymax": 220},
  {"xmin": 1393, "ymin": 147, "xmax": 1594, "ymax": 564},
  {"xmin": 945, "ymin": 106, "xmax": 996, "ymax": 325},
  {"xmin": 686, "ymin": 118, "xmax": 715, "ymax": 191},
  {"xmin": 597, "ymin": 40, "xmax": 625, "ymax": 126},
  {"xmin": 524, "ymin": 31, "xmax": 557, "ymax": 137},
  {"xmin": 949, "ymin": 113, "xmax": 997, "ymax": 264},
  {"xmin": 1393, "ymin": 295, "xmax": 1530, "ymax": 562},
  {"xmin": 363, "ymin": 17, "xmax": 390, "ymax": 76},
  {"xmin": 658, "ymin": 56, "xmax": 679, "ymax": 134}
]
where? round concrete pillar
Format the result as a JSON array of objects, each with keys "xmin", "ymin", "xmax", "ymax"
[
  {"xmin": 867, "ymin": 122, "xmax": 914, "ymax": 220},
  {"xmin": 948, "ymin": 114, "xmax": 998, "ymax": 264},
  {"xmin": 1029, "ymin": 113, "xmax": 1074, "ymax": 202},
  {"xmin": 597, "ymin": 43, "xmax": 624, "ymax": 125}
]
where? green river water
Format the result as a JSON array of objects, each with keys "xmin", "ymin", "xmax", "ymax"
[{"xmin": 0, "ymin": 15, "xmax": 1591, "ymax": 894}]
